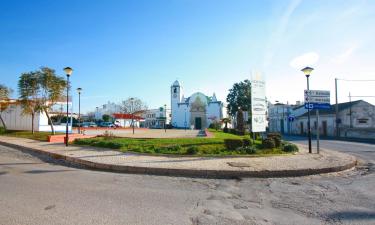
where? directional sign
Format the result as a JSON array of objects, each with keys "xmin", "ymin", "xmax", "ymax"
[
  {"xmin": 304, "ymin": 89, "xmax": 330, "ymax": 105},
  {"xmin": 304, "ymin": 103, "xmax": 331, "ymax": 110},
  {"xmin": 304, "ymin": 90, "xmax": 330, "ymax": 97}
]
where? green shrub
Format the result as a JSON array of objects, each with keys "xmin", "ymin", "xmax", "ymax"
[
  {"xmin": 283, "ymin": 143, "xmax": 299, "ymax": 152},
  {"xmin": 267, "ymin": 132, "xmax": 281, "ymax": 139},
  {"xmin": 97, "ymin": 141, "xmax": 122, "ymax": 149},
  {"xmin": 223, "ymin": 127, "xmax": 229, "ymax": 133},
  {"xmin": 244, "ymin": 146, "xmax": 257, "ymax": 154},
  {"xmin": 186, "ymin": 146, "xmax": 198, "ymax": 155},
  {"xmin": 242, "ymin": 138, "xmax": 252, "ymax": 147},
  {"xmin": 162, "ymin": 145, "xmax": 182, "ymax": 152},
  {"xmin": 236, "ymin": 130, "xmax": 245, "ymax": 136},
  {"xmin": 273, "ymin": 136, "xmax": 281, "ymax": 148},
  {"xmin": 224, "ymin": 139, "xmax": 243, "ymax": 150},
  {"xmin": 262, "ymin": 138, "xmax": 275, "ymax": 149}
]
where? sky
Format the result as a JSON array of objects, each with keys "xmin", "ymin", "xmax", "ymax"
[{"xmin": 1, "ymin": 0, "xmax": 374, "ymax": 113}]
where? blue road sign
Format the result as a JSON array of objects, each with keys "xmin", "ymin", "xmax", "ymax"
[{"xmin": 304, "ymin": 103, "xmax": 330, "ymax": 109}]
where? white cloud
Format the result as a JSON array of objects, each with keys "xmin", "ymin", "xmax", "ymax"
[
  {"xmin": 332, "ymin": 44, "xmax": 358, "ymax": 64},
  {"xmin": 289, "ymin": 52, "xmax": 319, "ymax": 69}
]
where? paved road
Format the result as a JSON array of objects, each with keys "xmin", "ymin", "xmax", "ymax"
[{"xmin": 1, "ymin": 143, "xmax": 374, "ymax": 225}]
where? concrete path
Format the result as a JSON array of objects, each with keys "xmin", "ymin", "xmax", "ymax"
[{"xmin": 0, "ymin": 136, "xmax": 356, "ymax": 178}]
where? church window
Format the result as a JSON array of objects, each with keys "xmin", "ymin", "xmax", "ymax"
[{"xmin": 174, "ymin": 88, "xmax": 177, "ymax": 93}]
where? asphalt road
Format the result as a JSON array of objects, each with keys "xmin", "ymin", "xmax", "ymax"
[{"xmin": 1, "ymin": 140, "xmax": 374, "ymax": 225}]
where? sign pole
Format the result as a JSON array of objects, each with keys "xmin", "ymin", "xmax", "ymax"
[{"xmin": 316, "ymin": 109, "xmax": 320, "ymax": 154}]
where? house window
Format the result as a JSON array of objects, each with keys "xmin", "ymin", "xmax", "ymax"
[{"xmin": 357, "ymin": 118, "xmax": 368, "ymax": 124}]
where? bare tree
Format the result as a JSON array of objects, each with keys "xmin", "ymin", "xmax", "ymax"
[
  {"xmin": 0, "ymin": 84, "xmax": 13, "ymax": 130},
  {"xmin": 120, "ymin": 97, "xmax": 148, "ymax": 115}
]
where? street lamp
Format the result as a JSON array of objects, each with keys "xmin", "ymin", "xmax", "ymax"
[
  {"xmin": 301, "ymin": 66, "xmax": 314, "ymax": 153},
  {"xmin": 184, "ymin": 108, "xmax": 187, "ymax": 131},
  {"xmin": 164, "ymin": 104, "xmax": 167, "ymax": 133},
  {"xmin": 130, "ymin": 97, "xmax": 135, "ymax": 134},
  {"xmin": 77, "ymin": 88, "xmax": 82, "ymax": 134},
  {"xmin": 63, "ymin": 67, "xmax": 73, "ymax": 147}
]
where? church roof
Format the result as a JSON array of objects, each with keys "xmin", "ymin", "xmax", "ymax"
[{"xmin": 172, "ymin": 80, "xmax": 180, "ymax": 87}]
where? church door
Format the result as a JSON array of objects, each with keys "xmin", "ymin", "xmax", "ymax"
[{"xmin": 195, "ymin": 117, "xmax": 202, "ymax": 130}]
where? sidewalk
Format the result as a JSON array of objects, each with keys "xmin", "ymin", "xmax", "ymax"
[{"xmin": 0, "ymin": 136, "xmax": 357, "ymax": 178}]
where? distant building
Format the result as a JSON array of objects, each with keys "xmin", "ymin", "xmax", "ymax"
[
  {"xmin": 268, "ymin": 100, "xmax": 375, "ymax": 139},
  {"xmin": 294, "ymin": 100, "xmax": 375, "ymax": 138},
  {"xmin": 0, "ymin": 99, "xmax": 73, "ymax": 133},
  {"xmin": 112, "ymin": 113, "xmax": 144, "ymax": 128},
  {"xmin": 170, "ymin": 80, "xmax": 224, "ymax": 129},
  {"xmin": 94, "ymin": 101, "xmax": 122, "ymax": 120},
  {"xmin": 142, "ymin": 107, "xmax": 171, "ymax": 129}
]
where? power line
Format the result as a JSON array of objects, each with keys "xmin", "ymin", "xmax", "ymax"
[{"xmin": 337, "ymin": 78, "xmax": 375, "ymax": 82}]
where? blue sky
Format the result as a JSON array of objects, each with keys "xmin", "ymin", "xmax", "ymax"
[{"xmin": 1, "ymin": 0, "xmax": 374, "ymax": 113}]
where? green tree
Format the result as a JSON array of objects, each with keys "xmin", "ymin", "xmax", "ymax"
[
  {"xmin": 38, "ymin": 67, "xmax": 67, "ymax": 134},
  {"xmin": 18, "ymin": 67, "xmax": 67, "ymax": 134},
  {"xmin": 102, "ymin": 114, "xmax": 112, "ymax": 122},
  {"xmin": 18, "ymin": 72, "xmax": 40, "ymax": 134},
  {"xmin": 226, "ymin": 80, "xmax": 251, "ymax": 117},
  {"xmin": 0, "ymin": 84, "xmax": 13, "ymax": 130}
]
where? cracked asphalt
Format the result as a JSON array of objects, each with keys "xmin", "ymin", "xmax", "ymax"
[{"xmin": 0, "ymin": 138, "xmax": 374, "ymax": 225}]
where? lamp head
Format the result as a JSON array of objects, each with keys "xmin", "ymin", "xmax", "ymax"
[
  {"xmin": 77, "ymin": 87, "xmax": 82, "ymax": 94},
  {"xmin": 301, "ymin": 66, "xmax": 314, "ymax": 77},
  {"xmin": 63, "ymin": 67, "xmax": 73, "ymax": 76}
]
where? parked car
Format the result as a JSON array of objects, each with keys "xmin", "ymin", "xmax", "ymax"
[
  {"xmin": 99, "ymin": 122, "xmax": 115, "ymax": 128},
  {"xmin": 81, "ymin": 122, "xmax": 97, "ymax": 127}
]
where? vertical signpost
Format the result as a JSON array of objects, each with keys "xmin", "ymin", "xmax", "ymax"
[
  {"xmin": 304, "ymin": 90, "xmax": 330, "ymax": 154},
  {"xmin": 251, "ymin": 72, "xmax": 266, "ymax": 138}
]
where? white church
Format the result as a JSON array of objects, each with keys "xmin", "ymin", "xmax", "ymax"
[{"xmin": 170, "ymin": 80, "xmax": 224, "ymax": 129}]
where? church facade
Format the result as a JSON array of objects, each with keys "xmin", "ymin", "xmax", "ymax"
[{"xmin": 170, "ymin": 80, "xmax": 224, "ymax": 129}]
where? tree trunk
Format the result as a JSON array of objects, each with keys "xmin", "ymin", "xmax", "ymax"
[
  {"xmin": 0, "ymin": 114, "xmax": 7, "ymax": 131},
  {"xmin": 44, "ymin": 108, "xmax": 55, "ymax": 135},
  {"xmin": 31, "ymin": 112, "xmax": 35, "ymax": 134}
]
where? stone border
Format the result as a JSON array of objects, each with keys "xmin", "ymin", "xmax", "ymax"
[{"xmin": 0, "ymin": 141, "xmax": 357, "ymax": 179}]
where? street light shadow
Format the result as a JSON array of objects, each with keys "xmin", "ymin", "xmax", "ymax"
[{"xmin": 326, "ymin": 211, "xmax": 375, "ymax": 221}]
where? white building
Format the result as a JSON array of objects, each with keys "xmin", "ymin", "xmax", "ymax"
[
  {"xmin": 170, "ymin": 80, "xmax": 224, "ymax": 129},
  {"xmin": 142, "ymin": 107, "xmax": 171, "ymax": 128},
  {"xmin": 94, "ymin": 101, "xmax": 122, "ymax": 120},
  {"xmin": 0, "ymin": 100, "xmax": 72, "ymax": 133}
]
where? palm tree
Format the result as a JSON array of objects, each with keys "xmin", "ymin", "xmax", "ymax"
[
  {"xmin": 221, "ymin": 117, "xmax": 231, "ymax": 132},
  {"xmin": 0, "ymin": 84, "xmax": 13, "ymax": 130}
]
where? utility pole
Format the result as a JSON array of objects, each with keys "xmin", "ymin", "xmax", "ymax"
[
  {"xmin": 316, "ymin": 109, "xmax": 320, "ymax": 154},
  {"xmin": 335, "ymin": 78, "xmax": 339, "ymax": 137}
]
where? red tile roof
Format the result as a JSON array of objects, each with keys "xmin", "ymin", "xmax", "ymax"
[{"xmin": 113, "ymin": 113, "xmax": 144, "ymax": 120}]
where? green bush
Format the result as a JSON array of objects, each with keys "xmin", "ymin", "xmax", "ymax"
[
  {"xmin": 267, "ymin": 132, "xmax": 281, "ymax": 139},
  {"xmin": 162, "ymin": 145, "xmax": 182, "ymax": 152},
  {"xmin": 244, "ymin": 146, "xmax": 257, "ymax": 154},
  {"xmin": 242, "ymin": 138, "xmax": 252, "ymax": 147},
  {"xmin": 262, "ymin": 138, "xmax": 275, "ymax": 149},
  {"xmin": 283, "ymin": 144, "xmax": 299, "ymax": 152},
  {"xmin": 223, "ymin": 127, "xmax": 229, "ymax": 133},
  {"xmin": 186, "ymin": 146, "xmax": 198, "ymax": 155},
  {"xmin": 224, "ymin": 139, "xmax": 243, "ymax": 150},
  {"xmin": 97, "ymin": 141, "xmax": 122, "ymax": 149},
  {"xmin": 273, "ymin": 136, "xmax": 281, "ymax": 148}
]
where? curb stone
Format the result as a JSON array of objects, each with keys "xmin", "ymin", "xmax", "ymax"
[{"xmin": 0, "ymin": 140, "xmax": 357, "ymax": 179}]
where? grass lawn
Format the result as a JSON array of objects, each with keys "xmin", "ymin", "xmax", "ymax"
[
  {"xmin": 74, "ymin": 129, "xmax": 297, "ymax": 156},
  {"xmin": 0, "ymin": 128, "xmax": 58, "ymax": 141}
]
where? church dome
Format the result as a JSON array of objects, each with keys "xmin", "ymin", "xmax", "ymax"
[
  {"xmin": 172, "ymin": 80, "xmax": 180, "ymax": 87},
  {"xmin": 189, "ymin": 92, "xmax": 208, "ymax": 105}
]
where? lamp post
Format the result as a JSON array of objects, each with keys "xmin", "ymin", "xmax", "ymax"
[
  {"xmin": 77, "ymin": 88, "xmax": 82, "ymax": 134},
  {"xmin": 63, "ymin": 67, "xmax": 73, "ymax": 147},
  {"xmin": 164, "ymin": 104, "xmax": 167, "ymax": 133},
  {"xmin": 184, "ymin": 108, "xmax": 187, "ymax": 131},
  {"xmin": 130, "ymin": 97, "xmax": 135, "ymax": 134},
  {"xmin": 301, "ymin": 66, "xmax": 314, "ymax": 154}
]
